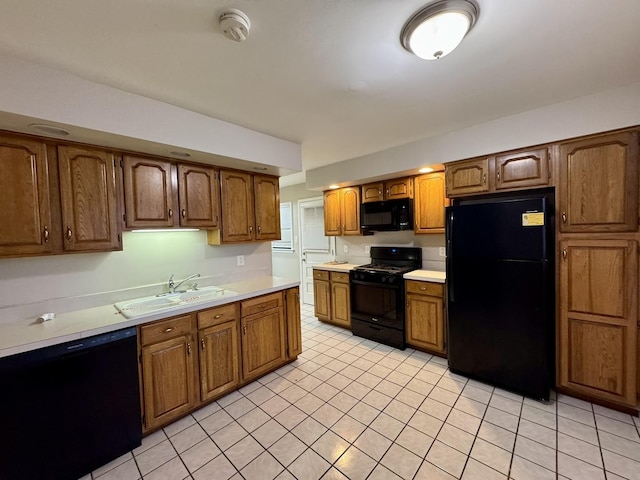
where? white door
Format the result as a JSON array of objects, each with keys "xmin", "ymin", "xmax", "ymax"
[{"xmin": 299, "ymin": 197, "xmax": 334, "ymax": 306}]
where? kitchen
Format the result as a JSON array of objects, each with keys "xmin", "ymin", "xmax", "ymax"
[{"xmin": 2, "ymin": 1, "xmax": 640, "ymax": 479}]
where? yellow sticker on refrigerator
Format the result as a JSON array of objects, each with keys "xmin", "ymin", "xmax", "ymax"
[{"xmin": 522, "ymin": 212, "xmax": 544, "ymax": 226}]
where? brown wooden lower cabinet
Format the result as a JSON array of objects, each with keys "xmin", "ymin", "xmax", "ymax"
[
  {"xmin": 558, "ymin": 239, "xmax": 638, "ymax": 408},
  {"xmin": 405, "ymin": 280, "xmax": 446, "ymax": 355},
  {"xmin": 139, "ymin": 315, "xmax": 197, "ymax": 432},
  {"xmin": 138, "ymin": 288, "xmax": 299, "ymax": 432},
  {"xmin": 312, "ymin": 269, "xmax": 351, "ymax": 328}
]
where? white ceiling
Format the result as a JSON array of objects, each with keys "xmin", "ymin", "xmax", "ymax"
[{"xmin": 1, "ymin": 0, "xmax": 640, "ymax": 181}]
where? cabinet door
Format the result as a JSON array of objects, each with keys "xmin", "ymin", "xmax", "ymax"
[
  {"xmin": 445, "ymin": 158, "xmax": 490, "ymax": 197},
  {"xmin": 141, "ymin": 335, "xmax": 197, "ymax": 431},
  {"xmin": 341, "ymin": 187, "xmax": 361, "ymax": 235},
  {"xmin": 123, "ymin": 156, "xmax": 177, "ymax": 228},
  {"xmin": 324, "ymin": 190, "xmax": 341, "ymax": 236},
  {"xmin": 331, "ymin": 281, "xmax": 351, "ymax": 328},
  {"xmin": 241, "ymin": 308, "xmax": 287, "ymax": 381},
  {"xmin": 254, "ymin": 174, "xmax": 281, "ymax": 240},
  {"xmin": 58, "ymin": 146, "xmax": 121, "ymax": 251},
  {"xmin": 361, "ymin": 182, "xmax": 384, "ymax": 203},
  {"xmin": 495, "ymin": 147, "xmax": 551, "ymax": 190},
  {"xmin": 285, "ymin": 287, "xmax": 302, "ymax": 359},
  {"xmin": 0, "ymin": 135, "xmax": 52, "ymax": 256},
  {"xmin": 313, "ymin": 279, "xmax": 331, "ymax": 321},
  {"xmin": 199, "ymin": 321, "xmax": 239, "ymax": 402},
  {"xmin": 414, "ymin": 172, "xmax": 449, "ymax": 234},
  {"xmin": 406, "ymin": 293, "xmax": 445, "ymax": 354},
  {"xmin": 177, "ymin": 164, "xmax": 220, "ymax": 228},
  {"xmin": 559, "ymin": 239, "xmax": 637, "ymax": 407},
  {"xmin": 559, "ymin": 131, "xmax": 639, "ymax": 233},
  {"xmin": 385, "ymin": 177, "xmax": 413, "ymax": 200},
  {"xmin": 220, "ymin": 170, "xmax": 254, "ymax": 242}
]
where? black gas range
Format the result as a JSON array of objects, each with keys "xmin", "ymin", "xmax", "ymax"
[{"xmin": 350, "ymin": 246, "xmax": 422, "ymax": 349}]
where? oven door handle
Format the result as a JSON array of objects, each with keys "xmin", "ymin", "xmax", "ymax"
[{"xmin": 350, "ymin": 279, "xmax": 401, "ymax": 289}]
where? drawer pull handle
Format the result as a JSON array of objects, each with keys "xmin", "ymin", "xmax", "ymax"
[
  {"xmin": 201, "ymin": 338, "xmax": 205, "ymax": 350},
  {"xmin": 420, "ymin": 286, "xmax": 427, "ymax": 291},
  {"xmin": 163, "ymin": 327, "xmax": 174, "ymax": 333},
  {"xmin": 259, "ymin": 303, "xmax": 267, "ymax": 308},
  {"xmin": 214, "ymin": 314, "xmax": 222, "ymax": 319}
]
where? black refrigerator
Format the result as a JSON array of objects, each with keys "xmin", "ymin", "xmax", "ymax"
[{"xmin": 446, "ymin": 192, "xmax": 554, "ymax": 400}]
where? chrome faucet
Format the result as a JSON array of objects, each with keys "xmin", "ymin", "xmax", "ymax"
[{"xmin": 168, "ymin": 273, "xmax": 201, "ymax": 293}]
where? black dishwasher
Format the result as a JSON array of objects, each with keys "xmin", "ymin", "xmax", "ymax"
[{"xmin": 0, "ymin": 327, "xmax": 142, "ymax": 480}]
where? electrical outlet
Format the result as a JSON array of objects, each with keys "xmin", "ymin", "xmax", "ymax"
[
  {"xmin": 237, "ymin": 255, "xmax": 245, "ymax": 266},
  {"xmin": 343, "ymin": 245, "xmax": 349, "ymax": 253},
  {"xmin": 364, "ymin": 245, "xmax": 371, "ymax": 254},
  {"xmin": 439, "ymin": 247, "xmax": 446, "ymax": 257}
]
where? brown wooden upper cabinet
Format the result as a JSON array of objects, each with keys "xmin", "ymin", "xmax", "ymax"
[
  {"xmin": 361, "ymin": 177, "xmax": 413, "ymax": 203},
  {"xmin": 177, "ymin": 164, "xmax": 220, "ymax": 228},
  {"xmin": 219, "ymin": 170, "xmax": 280, "ymax": 242},
  {"xmin": 0, "ymin": 135, "xmax": 53, "ymax": 256},
  {"xmin": 323, "ymin": 187, "xmax": 360, "ymax": 236},
  {"xmin": 445, "ymin": 158, "xmax": 490, "ymax": 197},
  {"xmin": 123, "ymin": 155, "xmax": 177, "ymax": 228},
  {"xmin": 123, "ymin": 155, "xmax": 222, "ymax": 230},
  {"xmin": 495, "ymin": 147, "xmax": 550, "ymax": 191},
  {"xmin": 58, "ymin": 145, "xmax": 121, "ymax": 252},
  {"xmin": 414, "ymin": 172, "xmax": 449, "ymax": 234},
  {"xmin": 558, "ymin": 130, "xmax": 639, "ymax": 233}
]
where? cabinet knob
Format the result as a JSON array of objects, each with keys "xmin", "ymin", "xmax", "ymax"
[
  {"xmin": 181, "ymin": 209, "xmax": 186, "ymax": 218},
  {"xmin": 201, "ymin": 338, "xmax": 205, "ymax": 350},
  {"xmin": 187, "ymin": 343, "xmax": 192, "ymax": 355},
  {"xmin": 168, "ymin": 208, "xmax": 173, "ymax": 218},
  {"xmin": 497, "ymin": 171, "xmax": 501, "ymax": 181},
  {"xmin": 258, "ymin": 225, "xmax": 261, "ymax": 233},
  {"xmin": 243, "ymin": 325, "xmax": 247, "ymax": 335},
  {"xmin": 43, "ymin": 226, "xmax": 49, "ymax": 242},
  {"xmin": 561, "ymin": 211, "xmax": 567, "ymax": 223},
  {"xmin": 482, "ymin": 173, "xmax": 487, "ymax": 184},
  {"xmin": 66, "ymin": 226, "xmax": 72, "ymax": 241},
  {"xmin": 249, "ymin": 226, "xmax": 253, "ymax": 234}
]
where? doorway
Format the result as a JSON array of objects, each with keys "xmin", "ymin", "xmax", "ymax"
[{"xmin": 298, "ymin": 197, "xmax": 334, "ymax": 306}]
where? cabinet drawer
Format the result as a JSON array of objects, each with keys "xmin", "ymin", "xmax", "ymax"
[
  {"xmin": 406, "ymin": 280, "xmax": 444, "ymax": 297},
  {"xmin": 197, "ymin": 303, "xmax": 238, "ymax": 329},
  {"xmin": 330, "ymin": 271, "xmax": 350, "ymax": 284},
  {"xmin": 313, "ymin": 269, "xmax": 330, "ymax": 281},
  {"xmin": 241, "ymin": 292, "xmax": 282, "ymax": 317},
  {"xmin": 140, "ymin": 314, "xmax": 193, "ymax": 346}
]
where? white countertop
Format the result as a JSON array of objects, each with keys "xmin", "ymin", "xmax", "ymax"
[
  {"xmin": 403, "ymin": 270, "xmax": 446, "ymax": 283},
  {"xmin": 313, "ymin": 262, "xmax": 362, "ymax": 273},
  {"xmin": 0, "ymin": 276, "xmax": 299, "ymax": 359}
]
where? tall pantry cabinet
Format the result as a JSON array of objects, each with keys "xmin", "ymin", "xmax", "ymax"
[{"xmin": 557, "ymin": 130, "xmax": 639, "ymax": 409}]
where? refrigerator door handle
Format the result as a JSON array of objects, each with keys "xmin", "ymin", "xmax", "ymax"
[{"xmin": 446, "ymin": 211, "xmax": 454, "ymax": 303}]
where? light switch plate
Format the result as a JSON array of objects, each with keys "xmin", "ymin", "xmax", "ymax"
[
  {"xmin": 237, "ymin": 255, "xmax": 245, "ymax": 266},
  {"xmin": 364, "ymin": 245, "xmax": 371, "ymax": 254},
  {"xmin": 439, "ymin": 247, "xmax": 446, "ymax": 257}
]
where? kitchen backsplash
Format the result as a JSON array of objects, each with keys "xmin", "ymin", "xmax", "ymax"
[
  {"xmin": 0, "ymin": 231, "xmax": 272, "ymax": 325},
  {"xmin": 334, "ymin": 231, "xmax": 446, "ymax": 270}
]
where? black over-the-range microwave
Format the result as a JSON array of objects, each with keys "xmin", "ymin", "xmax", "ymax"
[{"xmin": 361, "ymin": 198, "xmax": 414, "ymax": 231}]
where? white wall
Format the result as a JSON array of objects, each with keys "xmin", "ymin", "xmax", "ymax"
[
  {"xmin": 0, "ymin": 231, "xmax": 272, "ymax": 324},
  {"xmin": 306, "ymin": 82, "xmax": 640, "ymax": 189}
]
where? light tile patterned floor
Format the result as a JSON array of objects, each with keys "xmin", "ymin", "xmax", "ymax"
[{"xmin": 86, "ymin": 304, "xmax": 640, "ymax": 480}]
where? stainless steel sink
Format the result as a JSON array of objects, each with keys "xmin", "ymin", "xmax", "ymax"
[{"xmin": 115, "ymin": 286, "xmax": 239, "ymax": 318}]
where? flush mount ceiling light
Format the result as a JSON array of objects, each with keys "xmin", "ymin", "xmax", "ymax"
[
  {"xmin": 29, "ymin": 123, "xmax": 70, "ymax": 136},
  {"xmin": 401, "ymin": 0, "xmax": 478, "ymax": 60}
]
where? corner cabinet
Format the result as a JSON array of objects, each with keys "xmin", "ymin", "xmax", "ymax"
[
  {"xmin": 414, "ymin": 172, "xmax": 449, "ymax": 234},
  {"xmin": 323, "ymin": 187, "xmax": 360, "ymax": 236},
  {"xmin": 405, "ymin": 280, "xmax": 446, "ymax": 355},
  {"xmin": 58, "ymin": 145, "xmax": 121, "ymax": 252},
  {"xmin": 0, "ymin": 135, "xmax": 53, "ymax": 256},
  {"xmin": 558, "ymin": 131, "xmax": 639, "ymax": 233},
  {"xmin": 240, "ymin": 292, "xmax": 287, "ymax": 382},
  {"xmin": 218, "ymin": 170, "xmax": 280, "ymax": 243},
  {"xmin": 139, "ymin": 315, "xmax": 197, "ymax": 432},
  {"xmin": 558, "ymin": 239, "xmax": 638, "ymax": 407}
]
